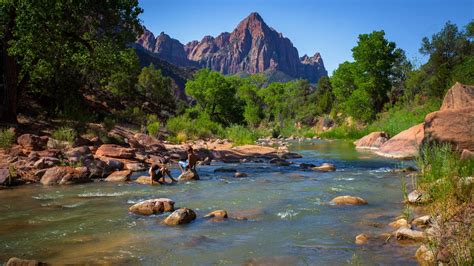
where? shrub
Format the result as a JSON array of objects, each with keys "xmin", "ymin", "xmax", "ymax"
[
  {"xmin": 102, "ymin": 116, "xmax": 116, "ymax": 131},
  {"xmin": 166, "ymin": 113, "xmax": 223, "ymax": 140},
  {"xmin": 318, "ymin": 125, "xmax": 369, "ymax": 140},
  {"xmin": 225, "ymin": 125, "xmax": 258, "ymax": 145},
  {"xmin": 51, "ymin": 127, "xmax": 76, "ymax": 143},
  {"xmin": 0, "ymin": 129, "xmax": 15, "ymax": 149},
  {"xmin": 147, "ymin": 121, "xmax": 160, "ymax": 137}
]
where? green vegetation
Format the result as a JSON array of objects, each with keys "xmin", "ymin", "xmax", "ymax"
[
  {"xmin": 51, "ymin": 127, "xmax": 76, "ymax": 143},
  {"xmin": 0, "ymin": 129, "xmax": 15, "ymax": 149},
  {"xmin": 225, "ymin": 125, "xmax": 259, "ymax": 145},
  {"xmin": 414, "ymin": 144, "xmax": 473, "ymax": 265}
]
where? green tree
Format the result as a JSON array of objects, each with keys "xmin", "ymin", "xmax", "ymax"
[
  {"xmin": 331, "ymin": 61, "xmax": 358, "ymax": 109},
  {"xmin": 344, "ymin": 88, "xmax": 374, "ymax": 122},
  {"xmin": 0, "ymin": 0, "xmax": 143, "ymax": 123},
  {"xmin": 314, "ymin": 76, "xmax": 334, "ymax": 114},
  {"xmin": 235, "ymin": 74, "xmax": 266, "ymax": 127},
  {"xmin": 137, "ymin": 64, "xmax": 174, "ymax": 109},
  {"xmin": 185, "ymin": 69, "xmax": 243, "ymax": 125}
]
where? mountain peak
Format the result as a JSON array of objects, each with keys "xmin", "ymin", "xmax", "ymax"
[{"xmin": 236, "ymin": 12, "xmax": 268, "ymax": 34}]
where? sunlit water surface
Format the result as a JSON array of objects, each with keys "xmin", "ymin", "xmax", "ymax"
[{"xmin": 0, "ymin": 140, "xmax": 418, "ymax": 265}]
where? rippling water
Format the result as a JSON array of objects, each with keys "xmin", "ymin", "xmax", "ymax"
[{"xmin": 0, "ymin": 140, "xmax": 418, "ymax": 265}]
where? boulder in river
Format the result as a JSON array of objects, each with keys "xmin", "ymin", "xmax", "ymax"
[
  {"xmin": 105, "ymin": 170, "xmax": 132, "ymax": 182},
  {"xmin": 163, "ymin": 208, "xmax": 196, "ymax": 225},
  {"xmin": 178, "ymin": 169, "xmax": 199, "ymax": 181},
  {"xmin": 415, "ymin": 244, "xmax": 435, "ymax": 266},
  {"xmin": 312, "ymin": 163, "xmax": 336, "ymax": 172},
  {"xmin": 204, "ymin": 210, "xmax": 228, "ymax": 219},
  {"xmin": 40, "ymin": 166, "xmax": 90, "ymax": 185},
  {"xmin": 330, "ymin": 195, "xmax": 368, "ymax": 205},
  {"xmin": 355, "ymin": 233, "xmax": 368, "ymax": 245},
  {"xmin": 135, "ymin": 176, "xmax": 154, "ymax": 185},
  {"xmin": 95, "ymin": 144, "xmax": 135, "ymax": 159},
  {"xmin": 299, "ymin": 163, "xmax": 316, "ymax": 169},
  {"xmin": 354, "ymin": 131, "xmax": 389, "ymax": 150},
  {"xmin": 375, "ymin": 123, "xmax": 425, "ymax": 159},
  {"xmin": 129, "ymin": 198, "xmax": 175, "ymax": 215}
]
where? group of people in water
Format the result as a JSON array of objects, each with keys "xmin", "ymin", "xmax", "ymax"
[{"xmin": 148, "ymin": 146, "xmax": 198, "ymax": 184}]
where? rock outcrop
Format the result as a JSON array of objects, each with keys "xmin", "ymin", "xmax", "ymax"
[
  {"xmin": 375, "ymin": 123, "xmax": 425, "ymax": 159},
  {"xmin": 354, "ymin": 131, "xmax": 389, "ymax": 150},
  {"xmin": 135, "ymin": 12, "xmax": 327, "ymax": 83},
  {"xmin": 105, "ymin": 170, "xmax": 132, "ymax": 182},
  {"xmin": 40, "ymin": 166, "xmax": 90, "ymax": 185}
]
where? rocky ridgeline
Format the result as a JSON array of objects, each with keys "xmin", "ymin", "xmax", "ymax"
[
  {"xmin": 354, "ymin": 82, "xmax": 474, "ymax": 159},
  {"xmin": 0, "ymin": 127, "xmax": 310, "ymax": 188}
]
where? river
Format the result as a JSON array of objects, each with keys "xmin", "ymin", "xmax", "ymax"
[{"xmin": 0, "ymin": 140, "xmax": 418, "ymax": 265}]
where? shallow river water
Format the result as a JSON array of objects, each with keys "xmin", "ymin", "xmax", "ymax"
[{"xmin": 0, "ymin": 140, "xmax": 419, "ymax": 265}]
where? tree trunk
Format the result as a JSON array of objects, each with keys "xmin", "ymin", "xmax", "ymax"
[{"xmin": 0, "ymin": 8, "xmax": 18, "ymax": 124}]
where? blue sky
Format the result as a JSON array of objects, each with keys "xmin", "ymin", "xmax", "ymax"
[{"xmin": 138, "ymin": 0, "xmax": 473, "ymax": 74}]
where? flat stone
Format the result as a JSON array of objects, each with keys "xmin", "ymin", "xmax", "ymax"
[
  {"xmin": 389, "ymin": 218, "xmax": 410, "ymax": 229},
  {"xmin": 178, "ymin": 169, "xmax": 199, "ymax": 181},
  {"xmin": 204, "ymin": 210, "xmax": 228, "ymax": 219},
  {"xmin": 394, "ymin": 227, "xmax": 426, "ymax": 241},
  {"xmin": 412, "ymin": 215, "xmax": 432, "ymax": 227}
]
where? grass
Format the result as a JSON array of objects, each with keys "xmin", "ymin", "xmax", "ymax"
[
  {"xmin": 166, "ymin": 114, "xmax": 223, "ymax": 142},
  {"xmin": 414, "ymin": 143, "xmax": 473, "ymax": 265},
  {"xmin": 0, "ymin": 129, "xmax": 15, "ymax": 149}
]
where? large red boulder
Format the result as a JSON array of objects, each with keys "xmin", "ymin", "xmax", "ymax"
[
  {"xmin": 424, "ymin": 108, "xmax": 474, "ymax": 151},
  {"xmin": 354, "ymin": 131, "xmax": 389, "ymax": 150},
  {"xmin": 375, "ymin": 124, "xmax": 425, "ymax": 159},
  {"xmin": 95, "ymin": 144, "xmax": 135, "ymax": 159},
  {"xmin": 439, "ymin": 82, "xmax": 474, "ymax": 111},
  {"xmin": 423, "ymin": 82, "xmax": 474, "ymax": 152}
]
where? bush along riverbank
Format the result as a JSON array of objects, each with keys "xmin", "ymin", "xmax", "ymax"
[{"xmin": 408, "ymin": 144, "xmax": 473, "ymax": 265}]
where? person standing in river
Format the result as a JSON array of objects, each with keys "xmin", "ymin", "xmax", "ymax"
[
  {"xmin": 178, "ymin": 146, "xmax": 198, "ymax": 173},
  {"xmin": 148, "ymin": 162, "xmax": 177, "ymax": 184}
]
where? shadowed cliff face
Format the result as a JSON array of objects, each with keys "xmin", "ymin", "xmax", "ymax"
[{"xmin": 136, "ymin": 12, "xmax": 327, "ymax": 83}]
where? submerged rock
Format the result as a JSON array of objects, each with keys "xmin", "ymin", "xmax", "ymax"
[
  {"xmin": 163, "ymin": 208, "xmax": 196, "ymax": 225},
  {"xmin": 355, "ymin": 233, "xmax": 368, "ymax": 245},
  {"xmin": 269, "ymin": 158, "xmax": 291, "ymax": 166},
  {"xmin": 105, "ymin": 170, "xmax": 132, "ymax": 182},
  {"xmin": 129, "ymin": 198, "xmax": 175, "ymax": 215},
  {"xmin": 299, "ymin": 163, "xmax": 316, "ymax": 169},
  {"xmin": 178, "ymin": 169, "xmax": 199, "ymax": 181},
  {"xmin": 204, "ymin": 210, "xmax": 228, "ymax": 219},
  {"xmin": 330, "ymin": 195, "xmax": 368, "ymax": 205},
  {"xmin": 312, "ymin": 163, "xmax": 335, "ymax": 172}
]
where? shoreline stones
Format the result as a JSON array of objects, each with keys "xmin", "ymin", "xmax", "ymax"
[
  {"xmin": 330, "ymin": 195, "xmax": 368, "ymax": 205},
  {"xmin": 163, "ymin": 208, "xmax": 196, "ymax": 225},
  {"xmin": 412, "ymin": 215, "xmax": 432, "ymax": 228},
  {"xmin": 129, "ymin": 198, "xmax": 175, "ymax": 215},
  {"xmin": 394, "ymin": 227, "xmax": 426, "ymax": 241},
  {"xmin": 354, "ymin": 131, "xmax": 389, "ymax": 150},
  {"xmin": 135, "ymin": 176, "xmax": 153, "ymax": 185},
  {"xmin": 407, "ymin": 190, "xmax": 431, "ymax": 204},
  {"xmin": 40, "ymin": 166, "xmax": 90, "ymax": 185},
  {"xmin": 389, "ymin": 218, "xmax": 410, "ymax": 229},
  {"xmin": 415, "ymin": 244, "xmax": 435, "ymax": 266},
  {"xmin": 312, "ymin": 163, "xmax": 335, "ymax": 172}
]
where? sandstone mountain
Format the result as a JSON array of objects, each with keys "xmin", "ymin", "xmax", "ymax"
[{"xmin": 135, "ymin": 12, "xmax": 327, "ymax": 83}]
